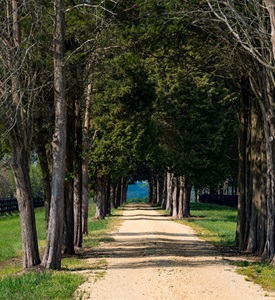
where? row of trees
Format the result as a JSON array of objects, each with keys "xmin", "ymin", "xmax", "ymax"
[{"xmin": 1, "ymin": 0, "xmax": 275, "ymax": 269}]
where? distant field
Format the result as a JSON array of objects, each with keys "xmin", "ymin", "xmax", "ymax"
[{"xmin": 127, "ymin": 181, "xmax": 148, "ymax": 200}]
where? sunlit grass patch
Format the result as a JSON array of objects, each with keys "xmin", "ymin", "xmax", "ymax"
[
  {"xmin": 0, "ymin": 208, "xmax": 46, "ymax": 262},
  {"xmin": 0, "ymin": 270, "xmax": 84, "ymax": 300},
  {"xmin": 0, "ymin": 262, "xmax": 21, "ymax": 278},
  {"xmin": 234, "ymin": 261, "xmax": 275, "ymax": 292},
  {"xmin": 177, "ymin": 202, "xmax": 237, "ymax": 247},
  {"xmin": 83, "ymin": 204, "xmax": 121, "ymax": 248}
]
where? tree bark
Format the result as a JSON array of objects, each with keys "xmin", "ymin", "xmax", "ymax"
[
  {"xmin": 42, "ymin": 0, "xmax": 66, "ymax": 269},
  {"xmin": 246, "ymin": 100, "xmax": 266, "ymax": 253},
  {"xmin": 4, "ymin": 0, "xmax": 40, "ymax": 269},
  {"xmin": 63, "ymin": 97, "xmax": 75, "ymax": 255},
  {"xmin": 10, "ymin": 142, "xmax": 41, "ymax": 268},
  {"xmin": 121, "ymin": 177, "xmax": 128, "ymax": 205},
  {"xmin": 161, "ymin": 174, "xmax": 167, "ymax": 208},
  {"xmin": 177, "ymin": 176, "xmax": 191, "ymax": 219},
  {"xmin": 82, "ymin": 82, "xmax": 92, "ymax": 234},
  {"xmin": 114, "ymin": 179, "xmax": 121, "ymax": 209},
  {"xmin": 95, "ymin": 177, "xmax": 106, "ymax": 219},
  {"xmin": 177, "ymin": 176, "xmax": 184, "ymax": 219},
  {"xmin": 74, "ymin": 98, "xmax": 83, "ymax": 248},
  {"xmin": 263, "ymin": 0, "xmax": 275, "ymax": 263},
  {"xmin": 166, "ymin": 172, "xmax": 173, "ymax": 212},
  {"xmin": 171, "ymin": 176, "xmax": 178, "ymax": 218},
  {"xmin": 37, "ymin": 143, "xmax": 52, "ymax": 231},
  {"xmin": 236, "ymin": 75, "xmax": 252, "ymax": 250}
]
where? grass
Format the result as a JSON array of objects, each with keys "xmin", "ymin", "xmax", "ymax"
[
  {"xmin": 0, "ymin": 203, "xmax": 120, "ymax": 299},
  {"xmin": 234, "ymin": 261, "xmax": 275, "ymax": 293},
  {"xmin": 82, "ymin": 204, "xmax": 121, "ymax": 248},
  {"xmin": 177, "ymin": 202, "xmax": 237, "ymax": 247},
  {"xmin": 0, "ymin": 208, "xmax": 46, "ymax": 263},
  {"xmin": 0, "ymin": 270, "xmax": 84, "ymax": 300}
]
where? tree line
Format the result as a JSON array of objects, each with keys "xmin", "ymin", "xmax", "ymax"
[{"xmin": 1, "ymin": 0, "xmax": 275, "ymax": 269}]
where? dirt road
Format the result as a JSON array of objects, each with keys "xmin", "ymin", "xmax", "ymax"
[{"xmin": 77, "ymin": 203, "xmax": 274, "ymax": 300}]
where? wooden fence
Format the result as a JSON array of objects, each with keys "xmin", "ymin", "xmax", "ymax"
[{"xmin": 0, "ymin": 197, "xmax": 44, "ymax": 215}]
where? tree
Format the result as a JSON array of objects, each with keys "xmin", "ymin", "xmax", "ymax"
[
  {"xmin": 201, "ymin": 0, "xmax": 275, "ymax": 261},
  {"xmin": 42, "ymin": 0, "xmax": 66, "ymax": 269},
  {"xmin": 0, "ymin": 0, "xmax": 41, "ymax": 268},
  {"xmin": 89, "ymin": 50, "xmax": 155, "ymax": 217}
]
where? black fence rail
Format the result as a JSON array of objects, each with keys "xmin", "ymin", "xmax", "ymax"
[
  {"xmin": 0, "ymin": 197, "xmax": 44, "ymax": 215},
  {"xmin": 199, "ymin": 194, "xmax": 238, "ymax": 208}
]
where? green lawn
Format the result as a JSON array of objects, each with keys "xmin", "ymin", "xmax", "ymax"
[
  {"xmin": 0, "ymin": 204, "xmax": 120, "ymax": 299},
  {"xmin": 178, "ymin": 202, "xmax": 237, "ymax": 247},
  {"xmin": 0, "ymin": 208, "xmax": 46, "ymax": 263}
]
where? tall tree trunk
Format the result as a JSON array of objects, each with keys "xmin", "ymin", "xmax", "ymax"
[
  {"xmin": 63, "ymin": 98, "xmax": 75, "ymax": 255},
  {"xmin": 37, "ymin": 143, "xmax": 51, "ymax": 231},
  {"xmin": 74, "ymin": 99, "xmax": 83, "ymax": 248},
  {"xmin": 236, "ymin": 75, "xmax": 252, "ymax": 250},
  {"xmin": 5, "ymin": 0, "xmax": 40, "ymax": 269},
  {"xmin": 152, "ymin": 173, "xmax": 157, "ymax": 205},
  {"xmin": 10, "ymin": 142, "xmax": 41, "ymax": 268},
  {"xmin": 106, "ymin": 175, "xmax": 111, "ymax": 215},
  {"xmin": 161, "ymin": 174, "xmax": 167, "ymax": 209},
  {"xmin": 110, "ymin": 183, "xmax": 115, "ymax": 208},
  {"xmin": 184, "ymin": 179, "xmax": 191, "ymax": 217},
  {"xmin": 166, "ymin": 171, "xmax": 173, "ymax": 212},
  {"xmin": 114, "ymin": 180, "xmax": 121, "ymax": 209},
  {"xmin": 148, "ymin": 178, "xmax": 153, "ymax": 203},
  {"xmin": 246, "ymin": 100, "xmax": 266, "ymax": 253},
  {"xmin": 263, "ymin": 0, "xmax": 275, "ymax": 262},
  {"xmin": 171, "ymin": 176, "xmax": 178, "ymax": 218},
  {"xmin": 82, "ymin": 82, "xmax": 92, "ymax": 235},
  {"xmin": 42, "ymin": 0, "xmax": 66, "ymax": 269},
  {"xmin": 177, "ymin": 176, "xmax": 184, "ymax": 219},
  {"xmin": 261, "ymin": 81, "xmax": 275, "ymax": 261},
  {"xmin": 121, "ymin": 177, "xmax": 128, "ymax": 205},
  {"xmin": 156, "ymin": 174, "xmax": 164, "ymax": 206},
  {"xmin": 95, "ymin": 177, "xmax": 106, "ymax": 219}
]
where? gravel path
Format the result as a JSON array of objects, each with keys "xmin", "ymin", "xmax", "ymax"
[{"xmin": 77, "ymin": 203, "xmax": 275, "ymax": 300}]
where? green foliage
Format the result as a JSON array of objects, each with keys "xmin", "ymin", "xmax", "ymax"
[
  {"xmin": 89, "ymin": 51, "xmax": 155, "ymax": 181},
  {"xmin": 148, "ymin": 51, "xmax": 238, "ymax": 187}
]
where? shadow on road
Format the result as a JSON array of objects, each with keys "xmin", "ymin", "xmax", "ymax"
[{"xmin": 78, "ymin": 203, "xmax": 229, "ymax": 271}]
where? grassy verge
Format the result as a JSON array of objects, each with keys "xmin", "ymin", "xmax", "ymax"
[
  {"xmin": 177, "ymin": 202, "xmax": 275, "ymax": 294},
  {"xmin": 234, "ymin": 261, "xmax": 275, "ymax": 294},
  {"xmin": 177, "ymin": 202, "xmax": 237, "ymax": 247},
  {"xmin": 0, "ymin": 203, "xmax": 121, "ymax": 299},
  {"xmin": 0, "ymin": 270, "xmax": 84, "ymax": 300}
]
